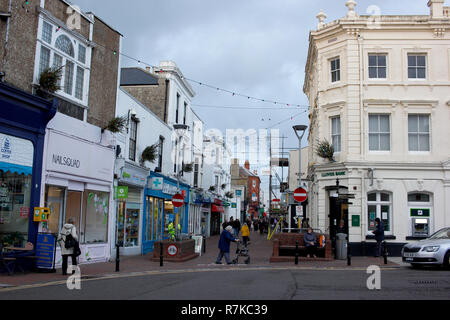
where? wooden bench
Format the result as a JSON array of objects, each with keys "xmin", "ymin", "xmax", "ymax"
[{"xmin": 270, "ymin": 232, "xmax": 333, "ymax": 262}]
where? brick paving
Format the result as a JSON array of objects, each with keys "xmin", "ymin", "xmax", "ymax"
[{"xmin": 0, "ymin": 231, "xmax": 400, "ymax": 288}]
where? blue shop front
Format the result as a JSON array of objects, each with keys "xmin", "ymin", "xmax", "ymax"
[
  {"xmin": 142, "ymin": 172, "xmax": 190, "ymax": 254},
  {"xmin": 0, "ymin": 83, "xmax": 57, "ymax": 247}
]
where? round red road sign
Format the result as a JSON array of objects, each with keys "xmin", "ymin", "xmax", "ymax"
[
  {"xmin": 172, "ymin": 193, "xmax": 185, "ymax": 208},
  {"xmin": 167, "ymin": 244, "xmax": 178, "ymax": 256},
  {"xmin": 294, "ymin": 187, "xmax": 308, "ymax": 203}
]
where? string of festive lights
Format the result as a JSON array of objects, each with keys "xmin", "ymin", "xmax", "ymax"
[{"xmin": 80, "ymin": 38, "xmax": 307, "ymax": 109}]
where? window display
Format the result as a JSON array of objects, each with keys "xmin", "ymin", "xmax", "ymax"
[
  {"xmin": 117, "ymin": 201, "xmax": 140, "ymax": 247},
  {"xmin": 82, "ymin": 190, "xmax": 109, "ymax": 243},
  {"xmin": 44, "ymin": 186, "xmax": 65, "ymax": 234}
]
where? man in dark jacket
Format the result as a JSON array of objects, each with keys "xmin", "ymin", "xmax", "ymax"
[
  {"xmin": 372, "ymin": 218, "xmax": 385, "ymax": 257},
  {"xmin": 216, "ymin": 226, "xmax": 240, "ymax": 264}
]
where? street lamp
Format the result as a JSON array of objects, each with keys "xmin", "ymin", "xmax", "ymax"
[{"xmin": 293, "ymin": 125, "xmax": 308, "ymax": 188}]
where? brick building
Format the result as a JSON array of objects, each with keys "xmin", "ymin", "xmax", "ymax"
[{"xmin": 0, "ymin": 0, "xmax": 122, "ymax": 266}]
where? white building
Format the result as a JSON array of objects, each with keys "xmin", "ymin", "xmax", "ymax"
[{"xmin": 303, "ymin": 0, "xmax": 450, "ymax": 256}]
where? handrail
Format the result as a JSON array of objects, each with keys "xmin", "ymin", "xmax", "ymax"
[{"xmin": 267, "ymin": 217, "xmax": 285, "ymax": 241}]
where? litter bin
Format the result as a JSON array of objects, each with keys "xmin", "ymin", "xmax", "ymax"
[{"xmin": 336, "ymin": 233, "xmax": 347, "ymax": 260}]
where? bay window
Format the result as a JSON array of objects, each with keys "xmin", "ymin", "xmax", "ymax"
[{"xmin": 37, "ymin": 18, "xmax": 90, "ymax": 104}]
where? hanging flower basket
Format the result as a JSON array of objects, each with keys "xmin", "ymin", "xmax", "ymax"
[
  {"xmin": 102, "ymin": 116, "xmax": 127, "ymax": 133},
  {"xmin": 141, "ymin": 144, "xmax": 158, "ymax": 164},
  {"xmin": 37, "ymin": 67, "xmax": 62, "ymax": 99},
  {"xmin": 315, "ymin": 139, "xmax": 335, "ymax": 162}
]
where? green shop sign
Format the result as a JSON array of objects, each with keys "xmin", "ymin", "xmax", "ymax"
[
  {"xmin": 322, "ymin": 171, "xmax": 346, "ymax": 178},
  {"xmin": 122, "ymin": 171, "xmax": 131, "ymax": 179},
  {"xmin": 410, "ymin": 208, "xmax": 430, "ymax": 217},
  {"xmin": 116, "ymin": 186, "xmax": 129, "ymax": 200},
  {"xmin": 351, "ymin": 215, "xmax": 360, "ymax": 227}
]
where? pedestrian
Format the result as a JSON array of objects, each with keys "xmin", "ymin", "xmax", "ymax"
[
  {"xmin": 215, "ymin": 225, "xmax": 239, "ymax": 265},
  {"xmin": 222, "ymin": 219, "xmax": 228, "ymax": 231},
  {"xmin": 241, "ymin": 221, "xmax": 250, "ymax": 247},
  {"xmin": 372, "ymin": 218, "xmax": 385, "ymax": 257},
  {"xmin": 253, "ymin": 219, "xmax": 259, "ymax": 232},
  {"xmin": 259, "ymin": 219, "xmax": 265, "ymax": 235},
  {"xmin": 304, "ymin": 227, "xmax": 317, "ymax": 258},
  {"xmin": 57, "ymin": 218, "xmax": 79, "ymax": 275},
  {"xmin": 232, "ymin": 219, "xmax": 241, "ymax": 238}
]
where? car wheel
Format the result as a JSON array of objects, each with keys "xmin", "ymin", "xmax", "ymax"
[{"xmin": 443, "ymin": 251, "xmax": 450, "ymax": 270}]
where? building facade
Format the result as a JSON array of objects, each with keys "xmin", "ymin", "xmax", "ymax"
[
  {"xmin": 0, "ymin": 0, "xmax": 122, "ymax": 267},
  {"xmin": 303, "ymin": 0, "xmax": 450, "ymax": 256}
]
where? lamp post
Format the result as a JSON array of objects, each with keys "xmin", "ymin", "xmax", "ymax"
[{"xmin": 293, "ymin": 125, "xmax": 308, "ymax": 231}]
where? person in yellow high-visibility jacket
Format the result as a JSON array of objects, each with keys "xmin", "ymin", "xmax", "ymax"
[{"xmin": 241, "ymin": 222, "xmax": 250, "ymax": 247}]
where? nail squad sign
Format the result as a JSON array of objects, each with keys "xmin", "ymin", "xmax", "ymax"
[{"xmin": 47, "ymin": 131, "xmax": 114, "ymax": 182}]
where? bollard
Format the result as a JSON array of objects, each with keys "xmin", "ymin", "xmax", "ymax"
[
  {"xmin": 203, "ymin": 236, "xmax": 206, "ymax": 254},
  {"xmin": 160, "ymin": 241, "xmax": 164, "ymax": 267},
  {"xmin": 383, "ymin": 241, "xmax": 388, "ymax": 265},
  {"xmin": 347, "ymin": 237, "xmax": 351, "ymax": 266},
  {"xmin": 362, "ymin": 241, "xmax": 366, "ymax": 257},
  {"xmin": 115, "ymin": 243, "xmax": 120, "ymax": 272},
  {"xmin": 295, "ymin": 241, "xmax": 299, "ymax": 265}
]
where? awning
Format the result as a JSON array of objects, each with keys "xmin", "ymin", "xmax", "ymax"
[
  {"xmin": 211, "ymin": 204, "xmax": 224, "ymax": 213},
  {"xmin": 0, "ymin": 161, "xmax": 32, "ymax": 176}
]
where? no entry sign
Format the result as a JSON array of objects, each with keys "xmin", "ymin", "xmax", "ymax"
[
  {"xmin": 167, "ymin": 244, "xmax": 178, "ymax": 256},
  {"xmin": 172, "ymin": 193, "xmax": 184, "ymax": 208},
  {"xmin": 294, "ymin": 187, "xmax": 308, "ymax": 203}
]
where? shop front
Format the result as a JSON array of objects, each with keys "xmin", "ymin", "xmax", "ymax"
[
  {"xmin": 188, "ymin": 189, "xmax": 203, "ymax": 236},
  {"xmin": 142, "ymin": 172, "xmax": 190, "ymax": 254},
  {"xmin": 41, "ymin": 120, "xmax": 115, "ymax": 266},
  {"xmin": 0, "ymin": 83, "xmax": 57, "ymax": 247},
  {"xmin": 114, "ymin": 159, "xmax": 149, "ymax": 256},
  {"xmin": 210, "ymin": 199, "xmax": 224, "ymax": 236}
]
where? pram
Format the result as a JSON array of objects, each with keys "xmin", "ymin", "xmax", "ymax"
[{"xmin": 232, "ymin": 240, "xmax": 250, "ymax": 265}]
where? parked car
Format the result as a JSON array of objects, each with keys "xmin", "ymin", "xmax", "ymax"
[{"xmin": 402, "ymin": 227, "xmax": 450, "ymax": 269}]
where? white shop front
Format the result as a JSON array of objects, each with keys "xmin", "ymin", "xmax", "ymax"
[{"xmin": 40, "ymin": 128, "xmax": 115, "ymax": 266}]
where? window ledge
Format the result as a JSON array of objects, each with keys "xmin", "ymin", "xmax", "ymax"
[
  {"xmin": 405, "ymin": 236, "xmax": 428, "ymax": 241},
  {"xmin": 365, "ymin": 235, "xmax": 396, "ymax": 240}
]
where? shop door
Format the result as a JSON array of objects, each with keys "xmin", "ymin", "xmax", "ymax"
[
  {"xmin": 142, "ymin": 197, "xmax": 165, "ymax": 254},
  {"xmin": 66, "ymin": 191, "xmax": 82, "ymax": 237},
  {"xmin": 328, "ymin": 197, "xmax": 340, "ymax": 257}
]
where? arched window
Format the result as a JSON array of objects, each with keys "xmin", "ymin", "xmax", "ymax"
[
  {"xmin": 55, "ymin": 35, "xmax": 75, "ymax": 58},
  {"xmin": 367, "ymin": 192, "xmax": 392, "ymax": 234}
]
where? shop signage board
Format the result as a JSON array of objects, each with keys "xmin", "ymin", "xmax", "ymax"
[
  {"xmin": 172, "ymin": 193, "xmax": 185, "ymax": 208},
  {"xmin": 410, "ymin": 208, "xmax": 430, "ymax": 217},
  {"xmin": 352, "ymin": 215, "xmax": 360, "ymax": 227},
  {"xmin": 116, "ymin": 186, "xmax": 128, "ymax": 200},
  {"xmin": 294, "ymin": 187, "xmax": 308, "ymax": 203},
  {"xmin": 321, "ymin": 171, "xmax": 346, "ymax": 178},
  {"xmin": 232, "ymin": 203, "xmax": 237, "ymax": 208},
  {"xmin": 167, "ymin": 244, "xmax": 178, "ymax": 256},
  {"xmin": 235, "ymin": 190, "xmax": 242, "ymax": 197},
  {"xmin": 36, "ymin": 233, "xmax": 57, "ymax": 270},
  {"xmin": 151, "ymin": 177, "xmax": 164, "ymax": 190}
]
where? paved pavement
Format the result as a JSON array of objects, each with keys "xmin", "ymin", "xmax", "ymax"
[{"xmin": 0, "ymin": 231, "xmax": 401, "ymax": 289}]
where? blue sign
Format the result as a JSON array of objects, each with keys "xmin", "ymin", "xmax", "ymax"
[
  {"xmin": 236, "ymin": 190, "xmax": 242, "ymax": 197},
  {"xmin": 36, "ymin": 233, "xmax": 56, "ymax": 269}
]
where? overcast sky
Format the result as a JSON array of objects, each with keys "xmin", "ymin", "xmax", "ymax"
[{"xmin": 72, "ymin": 0, "xmax": 436, "ymax": 197}]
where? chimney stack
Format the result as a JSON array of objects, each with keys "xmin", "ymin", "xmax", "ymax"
[{"xmin": 428, "ymin": 0, "xmax": 445, "ymax": 19}]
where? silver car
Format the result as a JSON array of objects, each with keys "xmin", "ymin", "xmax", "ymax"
[{"xmin": 402, "ymin": 227, "xmax": 450, "ymax": 269}]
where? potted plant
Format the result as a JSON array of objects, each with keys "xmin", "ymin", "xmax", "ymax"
[
  {"xmin": 102, "ymin": 116, "xmax": 128, "ymax": 133},
  {"xmin": 221, "ymin": 184, "xmax": 227, "ymax": 190},
  {"xmin": 36, "ymin": 67, "xmax": 62, "ymax": 99},
  {"xmin": 225, "ymin": 191, "xmax": 234, "ymax": 199},
  {"xmin": 315, "ymin": 139, "xmax": 335, "ymax": 162},
  {"xmin": 141, "ymin": 144, "xmax": 158, "ymax": 165},
  {"xmin": 209, "ymin": 186, "xmax": 216, "ymax": 192}
]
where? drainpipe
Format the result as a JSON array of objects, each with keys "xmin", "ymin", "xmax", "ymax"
[{"xmin": 358, "ymin": 34, "xmax": 365, "ymax": 160}]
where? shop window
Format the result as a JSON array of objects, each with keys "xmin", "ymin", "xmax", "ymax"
[
  {"xmin": 44, "ymin": 186, "xmax": 65, "ymax": 234},
  {"xmin": 0, "ymin": 134, "xmax": 34, "ymax": 246},
  {"xmin": 367, "ymin": 192, "xmax": 392, "ymax": 234},
  {"xmin": 82, "ymin": 191, "xmax": 109, "ymax": 244},
  {"xmin": 408, "ymin": 193, "xmax": 430, "ymax": 202}
]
